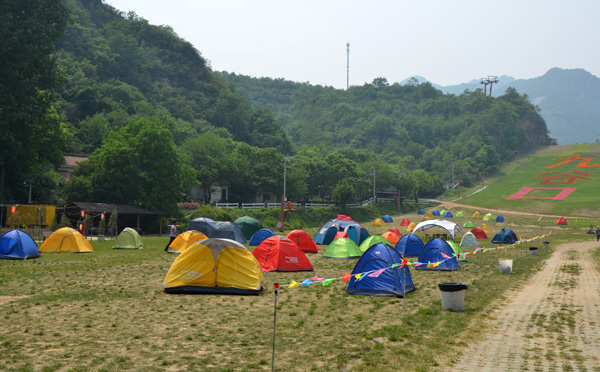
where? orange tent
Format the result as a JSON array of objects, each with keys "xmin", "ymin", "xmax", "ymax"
[{"xmin": 382, "ymin": 231, "xmax": 400, "ymax": 246}]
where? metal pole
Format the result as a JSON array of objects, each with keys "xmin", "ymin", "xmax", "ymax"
[
  {"xmin": 403, "ymin": 266, "xmax": 407, "ymax": 321},
  {"xmin": 271, "ymin": 284, "xmax": 280, "ymax": 372},
  {"xmin": 283, "ymin": 159, "xmax": 287, "ymax": 202},
  {"xmin": 372, "ymin": 167, "xmax": 376, "ymax": 203}
]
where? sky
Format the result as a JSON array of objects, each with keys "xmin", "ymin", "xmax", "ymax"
[{"xmin": 104, "ymin": 0, "xmax": 600, "ymax": 90}]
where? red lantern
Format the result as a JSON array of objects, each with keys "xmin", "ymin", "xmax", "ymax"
[
  {"xmin": 81, "ymin": 210, "xmax": 85, "ymax": 218},
  {"xmin": 79, "ymin": 224, "xmax": 83, "ymax": 231},
  {"xmin": 11, "ymin": 206, "xmax": 16, "ymax": 214},
  {"xmin": 101, "ymin": 213, "xmax": 105, "ymax": 220}
]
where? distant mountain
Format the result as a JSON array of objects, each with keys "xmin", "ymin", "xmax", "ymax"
[{"xmin": 409, "ymin": 69, "xmax": 600, "ymax": 145}]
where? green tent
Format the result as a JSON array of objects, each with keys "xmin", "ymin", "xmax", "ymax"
[
  {"xmin": 233, "ymin": 216, "xmax": 262, "ymax": 240},
  {"xmin": 463, "ymin": 221, "xmax": 475, "ymax": 228},
  {"xmin": 113, "ymin": 228, "xmax": 144, "ymax": 249},
  {"xmin": 440, "ymin": 210, "xmax": 447, "ymax": 215},
  {"xmin": 456, "ymin": 212, "xmax": 465, "ymax": 218},
  {"xmin": 446, "ymin": 240, "xmax": 467, "ymax": 262},
  {"xmin": 323, "ymin": 238, "xmax": 362, "ymax": 259},
  {"xmin": 359, "ymin": 235, "xmax": 390, "ymax": 252},
  {"xmin": 483, "ymin": 213, "xmax": 496, "ymax": 221}
]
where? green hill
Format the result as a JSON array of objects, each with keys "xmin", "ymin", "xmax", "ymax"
[{"xmin": 457, "ymin": 144, "xmax": 600, "ymax": 217}]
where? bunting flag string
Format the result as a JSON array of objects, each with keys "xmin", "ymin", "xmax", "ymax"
[{"xmin": 276, "ymin": 232, "xmax": 551, "ymax": 290}]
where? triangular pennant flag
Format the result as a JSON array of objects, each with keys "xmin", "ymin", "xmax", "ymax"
[
  {"xmin": 311, "ymin": 276, "xmax": 324, "ymax": 282},
  {"xmin": 427, "ymin": 261, "xmax": 433, "ymax": 268},
  {"xmin": 322, "ymin": 279, "xmax": 334, "ymax": 286},
  {"xmin": 342, "ymin": 273, "xmax": 352, "ymax": 283},
  {"xmin": 391, "ymin": 263, "xmax": 401, "ymax": 268},
  {"xmin": 301, "ymin": 279, "xmax": 313, "ymax": 286},
  {"xmin": 289, "ymin": 281, "xmax": 299, "ymax": 288},
  {"xmin": 400, "ymin": 258, "xmax": 408, "ymax": 268},
  {"xmin": 367, "ymin": 268, "xmax": 387, "ymax": 278},
  {"xmin": 355, "ymin": 273, "xmax": 362, "ymax": 280},
  {"xmin": 441, "ymin": 252, "xmax": 451, "ymax": 259}
]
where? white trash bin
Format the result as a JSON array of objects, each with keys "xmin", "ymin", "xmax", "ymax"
[
  {"xmin": 499, "ymin": 258, "xmax": 513, "ymax": 273},
  {"xmin": 438, "ymin": 282, "xmax": 468, "ymax": 311}
]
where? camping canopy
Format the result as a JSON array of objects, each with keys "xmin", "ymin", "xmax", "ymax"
[
  {"xmin": 491, "ymin": 228, "xmax": 518, "ymax": 244},
  {"xmin": 313, "ymin": 218, "xmax": 369, "ymax": 245},
  {"xmin": 0, "ymin": 230, "xmax": 40, "ymax": 260},
  {"xmin": 253, "ymin": 236, "xmax": 313, "ymax": 271},
  {"xmin": 470, "ymin": 227, "xmax": 488, "ymax": 239},
  {"xmin": 359, "ymin": 235, "xmax": 390, "ymax": 252},
  {"xmin": 233, "ymin": 216, "xmax": 262, "ymax": 240},
  {"xmin": 345, "ymin": 243, "xmax": 415, "ymax": 297},
  {"xmin": 496, "ymin": 215, "xmax": 505, "ymax": 222},
  {"xmin": 460, "ymin": 232, "xmax": 479, "ymax": 247},
  {"xmin": 381, "ymin": 215, "xmax": 393, "ymax": 223},
  {"xmin": 399, "ymin": 218, "xmax": 410, "ymax": 226},
  {"xmin": 323, "ymin": 238, "xmax": 362, "ymax": 259},
  {"xmin": 371, "ymin": 218, "xmax": 386, "ymax": 226},
  {"xmin": 395, "ymin": 234, "xmax": 425, "ymax": 256},
  {"xmin": 167, "ymin": 230, "xmax": 208, "ymax": 253},
  {"xmin": 416, "ymin": 238, "xmax": 459, "ymax": 271},
  {"xmin": 249, "ymin": 228, "xmax": 276, "ymax": 246},
  {"xmin": 188, "ymin": 219, "xmax": 246, "ymax": 244},
  {"xmin": 411, "ymin": 219, "xmax": 464, "ymax": 239},
  {"xmin": 555, "ymin": 217, "xmax": 568, "ymax": 225},
  {"xmin": 39, "ymin": 228, "xmax": 93, "ymax": 253},
  {"xmin": 286, "ymin": 230, "xmax": 319, "ymax": 253},
  {"xmin": 114, "ymin": 227, "xmax": 144, "ymax": 249},
  {"xmin": 483, "ymin": 213, "xmax": 496, "ymax": 221},
  {"xmin": 162, "ymin": 238, "xmax": 265, "ymax": 295}
]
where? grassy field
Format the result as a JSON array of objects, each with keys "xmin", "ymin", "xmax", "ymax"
[
  {"xmin": 1, "ymin": 212, "xmax": 596, "ymax": 372},
  {"xmin": 447, "ymin": 143, "xmax": 600, "ymax": 218}
]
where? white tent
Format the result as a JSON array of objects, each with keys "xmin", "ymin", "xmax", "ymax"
[
  {"xmin": 411, "ymin": 219, "xmax": 464, "ymax": 239},
  {"xmin": 460, "ymin": 231, "xmax": 479, "ymax": 247}
]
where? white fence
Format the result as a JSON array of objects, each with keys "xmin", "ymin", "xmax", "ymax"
[
  {"xmin": 215, "ymin": 202, "xmax": 239, "ymax": 208},
  {"xmin": 241, "ymin": 203, "xmax": 266, "ymax": 209}
]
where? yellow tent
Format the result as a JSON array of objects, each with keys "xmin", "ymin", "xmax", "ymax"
[
  {"xmin": 163, "ymin": 238, "xmax": 265, "ymax": 295},
  {"xmin": 479, "ymin": 224, "xmax": 491, "ymax": 233},
  {"xmin": 422, "ymin": 212, "xmax": 434, "ymax": 220},
  {"xmin": 371, "ymin": 218, "xmax": 386, "ymax": 226},
  {"xmin": 167, "ymin": 230, "xmax": 208, "ymax": 253},
  {"xmin": 472, "ymin": 211, "xmax": 482, "ymax": 219},
  {"xmin": 39, "ymin": 227, "xmax": 93, "ymax": 253},
  {"xmin": 407, "ymin": 222, "xmax": 417, "ymax": 232}
]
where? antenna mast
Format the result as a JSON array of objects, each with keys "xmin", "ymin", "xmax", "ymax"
[{"xmin": 346, "ymin": 42, "xmax": 350, "ymax": 90}]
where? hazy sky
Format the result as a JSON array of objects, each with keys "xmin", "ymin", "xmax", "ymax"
[{"xmin": 104, "ymin": 0, "xmax": 599, "ymax": 89}]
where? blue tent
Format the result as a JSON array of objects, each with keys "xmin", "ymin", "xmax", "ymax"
[
  {"xmin": 249, "ymin": 228, "xmax": 276, "ymax": 246},
  {"xmin": 381, "ymin": 215, "xmax": 393, "ymax": 223},
  {"xmin": 345, "ymin": 243, "xmax": 415, "ymax": 297},
  {"xmin": 395, "ymin": 234, "xmax": 424, "ymax": 256},
  {"xmin": 0, "ymin": 230, "xmax": 40, "ymax": 260},
  {"xmin": 496, "ymin": 215, "xmax": 505, "ymax": 222},
  {"xmin": 491, "ymin": 228, "xmax": 518, "ymax": 244},
  {"xmin": 313, "ymin": 219, "xmax": 369, "ymax": 245},
  {"xmin": 442, "ymin": 211, "xmax": 454, "ymax": 218},
  {"xmin": 417, "ymin": 209, "xmax": 426, "ymax": 215},
  {"xmin": 416, "ymin": 238, "xmax": 459, "ymax": 271},
  {"xmin": 432, "ymin": 210, "xmax": 441, "ymax": 216},
  {"xmin": 187, "ymin": 219, "xmax": 246, "ymax": 244}
]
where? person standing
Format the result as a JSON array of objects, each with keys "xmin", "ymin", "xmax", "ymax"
[
  {"xmin": 164, "ymin": 220, "xmax": 179, "ymax": 252},
  {"xmin": 596, "ymin": 226, "xmax": 600, "ymax": 242}
]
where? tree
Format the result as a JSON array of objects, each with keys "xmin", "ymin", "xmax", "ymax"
[
  {"xmin": 107, "ymin": 208, "xmax": 118, "ymax": 238},
  {"xmin": 413, "ymin": 169, "xmax": 433, "ymax": 202},
  {"xmin": 0, "ymin": 0, "xmax": 69, "ymax": 202},
  {"xmin": 332, "ymin": 179, "xmax": 355, "ymax": 209}
]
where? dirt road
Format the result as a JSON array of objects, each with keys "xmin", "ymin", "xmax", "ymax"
[{"xmin": 450, "ymin": 240, "xmax": 600, "ymax": 371}]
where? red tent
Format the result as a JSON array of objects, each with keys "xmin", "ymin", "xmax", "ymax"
[
  {"xmin": 388, "ymin": 227, "xmax": 403, "ymax": 238},
  {"xmin": 555, "ymin": 217, "xmax": 568, "ymax": 225},
  {"xmin": 399, "ymin": 218, "xmax": 411, "ymax": 226},
  {"xmin": 470, "ymin": 227, "xmax": 488, "ymax": 239},
  {"xmin": 336, "ymin": 214, "xmax": 353, "ymax": 220},
  {"xmin": 286, "ymin": 230, "xmax": 319, "ymax": 253},
  {"xmin": 334, "ymin": 231, "xmax": 349, "ymax": 240},
  {"xmin": 252, "ymin": 236, "xmax": 313, "ymax": 272},
  {"xmin": 382, "ymin": 231, "xmax": 400, "ymax": 246}
]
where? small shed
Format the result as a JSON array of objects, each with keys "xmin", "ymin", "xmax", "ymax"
[{"xmin": 64, "ymin": 202, "xmax": 164, "ymax": 235}]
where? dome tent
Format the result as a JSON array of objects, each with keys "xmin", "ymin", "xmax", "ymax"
[
  {"xmin": 387, "ymin": 227, "xmax": 402, "ymax": 238},
  {"xmin": 371, "ymin": 218, "xmax": 386, "ymax": 226},
  {"xmin": 39, "ymin": 228, "xmax": 93, "ymax": 253},
  {"xmin": 395, "ymin": 234, "xmax": 425, "ymax": 256},
  {"xmin": 432, "ymin": 210, "xmax": 441, "ymax": 216},
  {"xmin": 382, "ymin": 231, "xmax": 400, "ymax": 246},
  {"xmin": 249, "ymin": 228, "xmax": 276, "ymax": 246},
  {"xmin": 162, "ymin": 238, "xmax": 265, "ymax": 295},
  {"xmin": 555, "ymin": 217, "xmax": 568, "ymax": 225},
  {"xmin": 455, "ymin": 212, "xmax": 465, "ymax": 218},
  {"xmin": 460, "ymin": 232, "xmax": 479, "ymax": 247},
  {"xmin": 417, "ymin": 209, "xmax": 426, "ymax": 215},
  {"xmin": 253, "ymin": 236, "xmax": 313, "ymax": 272},
  {"xmin": 406, "ymin": 222, "xmax": 417, "ymax": 232},
  {"xmin": 323, "ymin": 238, "xmax": 362, "ymax": 259},
  {"xmin": 483, "ymin": 213, "xmax": 496, "ymax": 221},
  {"xmin": 470, "ymin": 227, "xmax": 488, "ymax": 239},
  {"xmin": 345, "ymin": 243, "xmax": 415, "ymax": 297},
  {"xmin": 233, "ymin": 216, "xmax": 262, "ymax": 240},
  {"xmin": 463, "ymin": 221, "xmax": 475, "ymax": 228},
  {"xmin": 188, "ymin": 219, "xmax": 246, "ymax": 244},
  {"xmin": 472, "ymin": 211, "xmax": 482, "ymax": 219},
  {"xmin": 446, "ymin": 240, "xmax": 467, "ymax": 262},
  {"xmin": 496, "ymin": 215, "xmax": 505, "ymax": 222},
  {"xmin": 359, "ymin": 235, "xmax": 390, "ymax": 252},
  {"xmin": 416, "ymin": 238, "xmax": 459, "ymax": 271},
  {"xmin": 399, "ymin": 218, "xmax": 410, "ymax": 226},
  {"xmin": 167, "ymin": 230, "xmax": 208, "ymax": 253},
  {"xmin": 313, "ymin": 218, "xmax": 369, "ymax": 245},
  {"xmin": 114, "ymin": 227, "xmax": 144, "ymax": 249},
  {"xmin": 479, "ymin": 224, "xmax": 491, "ymax": 233},
  {"xmin": 442, "ymin": 211, "xmax": 454, "ymax": 218},
  {"xmin": 286, "ymin": 230, "xmax": 319, "ymax": 253},
  {"xmin": 381, "ymin": 215, "xmax": 393, "ymax": 223},
  {"xmin": 0, "ymin": 230, "xmax": 40, "ymax": 260},
  {"xmin": 491, "ymin": 228, "xmax": 518, "ymax": 244}
]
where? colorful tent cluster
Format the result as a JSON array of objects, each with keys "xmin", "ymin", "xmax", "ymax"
[
  {"xmin": 39, "ymin": 228, "xmax": 93, "ymax": 253},
  {"xmin": 0, "ymin": 230, "xmax": 40, "ymax": 260},
  {"xmin": 162, "ymin": 238, "xmax": 265, "ymax": 295},
  {"xmin": 114, "ymin": 227, "xmax": 144, "ymax": 249}
]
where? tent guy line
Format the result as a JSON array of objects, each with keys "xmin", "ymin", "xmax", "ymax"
[{"xmin": 276, "ymin": 232, "xmax": 551, "ymax": 291}]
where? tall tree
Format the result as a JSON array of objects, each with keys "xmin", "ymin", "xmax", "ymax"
[{"xmin": 0, "ymin": 0, "xmax": 69, "ymax": 202}]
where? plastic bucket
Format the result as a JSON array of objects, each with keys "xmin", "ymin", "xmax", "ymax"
[
  {"xmin": 499, "ymin": 258, "xmax": 513, "ymax": 273},
  {"xmin": 543, "ymin": 241, "xmax": 550, "ymax": 249},
  {"xmin": 438, "ymin": 282, "xmax": 468, "ymax": 311},
  {"xmin": 529, "ymin": 247, "xmax": 538, "ymax": 256}
]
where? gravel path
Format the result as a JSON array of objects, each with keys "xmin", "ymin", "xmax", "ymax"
[{"xmin": 451, "ymin": 240, "xmax": 600, "ymax": 371}]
